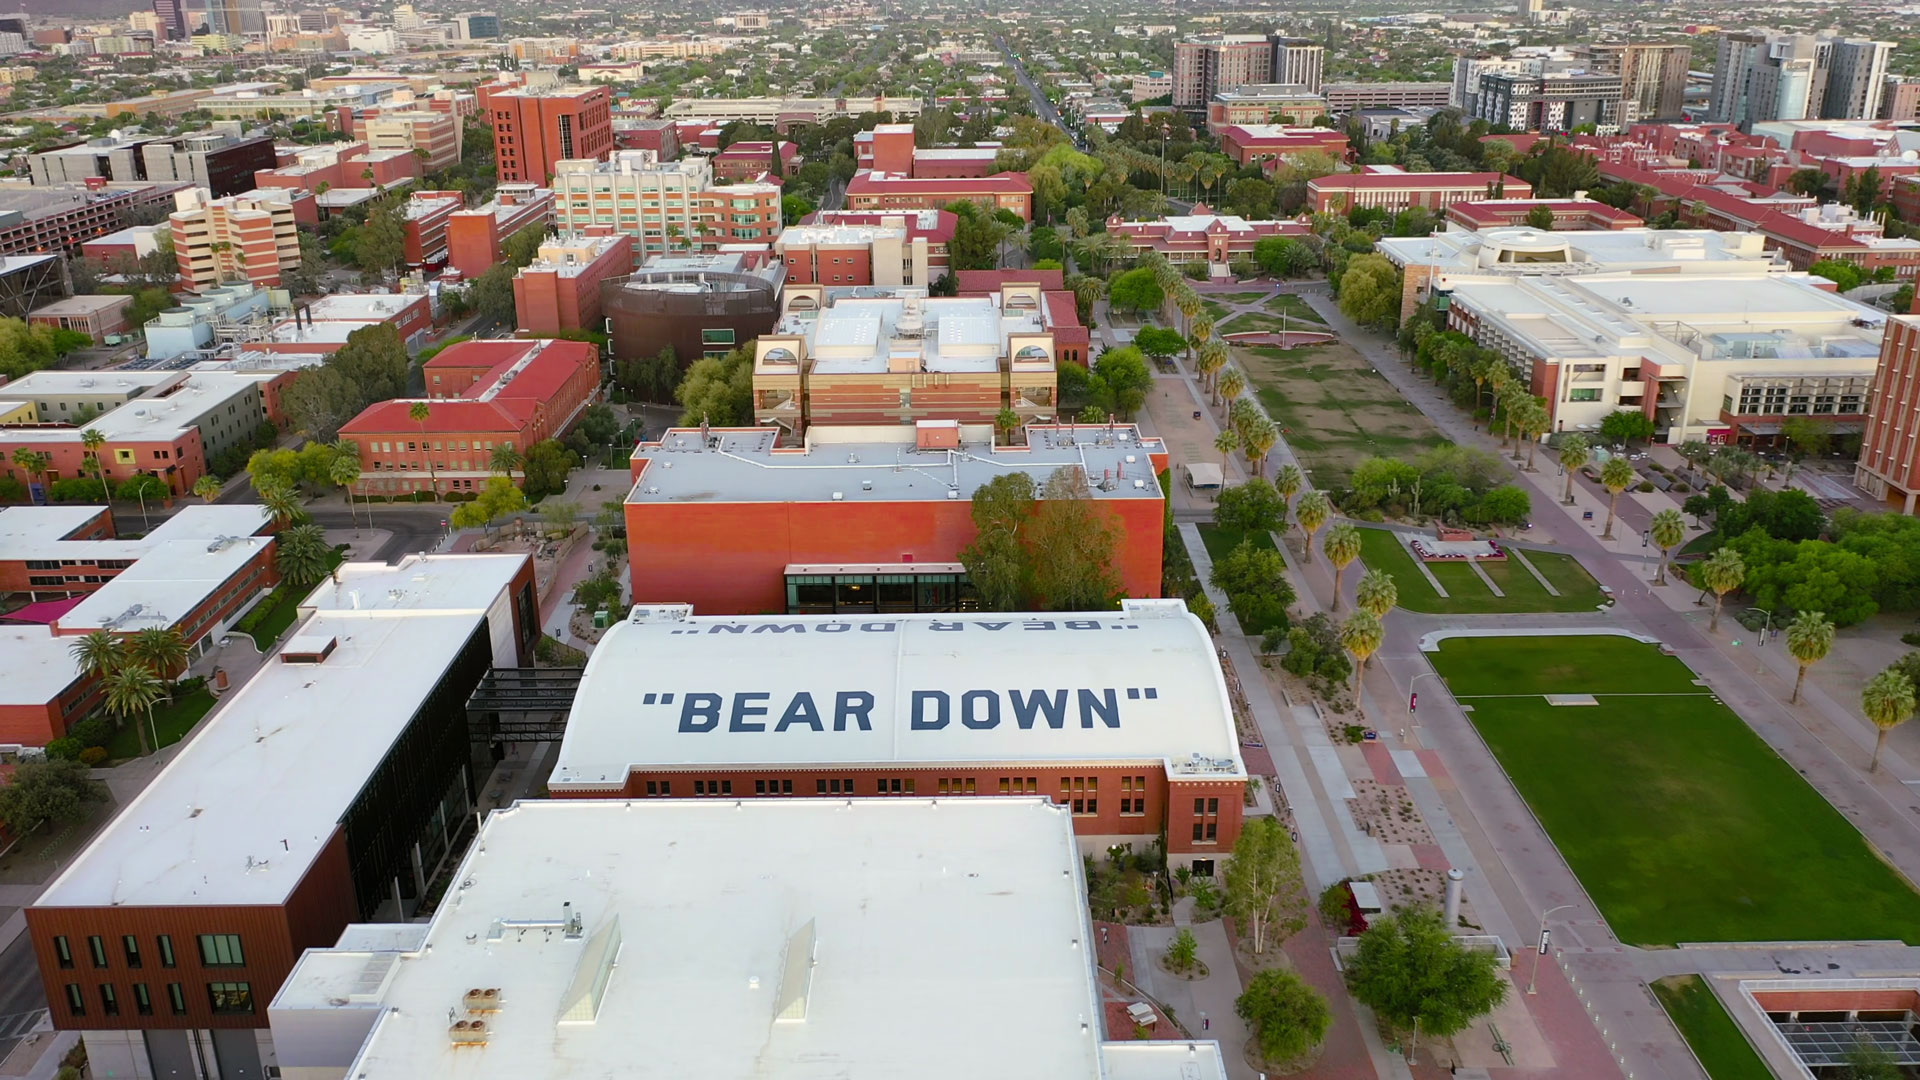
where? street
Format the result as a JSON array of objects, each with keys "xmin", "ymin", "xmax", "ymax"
[{"xmin": 994, "ymin": 36, "xmax": 1078, "ymax": 144}]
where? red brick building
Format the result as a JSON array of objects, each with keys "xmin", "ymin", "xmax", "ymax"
[
  {"xmin": 624, "ymin": 424, "xmax": 1166, "ymax": 616},
  {"xmin": 844, "ymin": 123, "xmax": 1034, "ymax": 221},
  {"xmin": 511, "ymin": 231, "xmax": 635, "ymax": 334},
  {"xmin": 489, "ymin": 84, "xmax": 614, "ymax": 184},
  {"xmin": 24, "ymin": 555, "xmax": 537, "ymax": 1080},
  {"xmin": 1857, "ymin": 315, "xmax": 1920, "ymax": 512},
  {"xmin": 1215, "ymin": 124, "xmax": 1348, "ymax": 167},
  {"xmin": 446, "ymin": 185, "xmax": 554, "ymax": 280},
  {"xmin": 773, "ymin": 210, "xmax": 955, "ymax": 288},
  {"xmin": 1444, "ymin": 197, "xmax": 1644, "ymax": 231},
  {"xmin": 1105, "ymin": 208, "xmax": 1309, "ymax": 266},
  {"xmin": 401, "ymin": 190, "xmax": 464, "ymax": 267},
  {"xmin": 548, "ymin": 600, "xmax": 1246, "ymax": 869},
  {"xmin": 712, "ymin": 140, "xmax": 800, "ymax": 182},
  {"xmin": 343, "ymin": 338, "xmax": 600, "ymax": 496},
  {"xmin": 613, "ymin": 118, "xmax": 681, "ymax": 158}
]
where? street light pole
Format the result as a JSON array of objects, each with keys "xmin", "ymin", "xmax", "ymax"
[{"xmin": 1526, "ymin": 904, "xmax": 1576, "ymax": 994}]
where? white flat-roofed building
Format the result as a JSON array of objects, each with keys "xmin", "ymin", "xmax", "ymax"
[
  {"xmin": 270, "ymin": 797, "xmax": 1232, "ymax": 1080},
  {"xmin": 547, "ymin": 600, "xmax": 1245, "ymax": 867},
  {"xmin": 1446, "ymin": 270, "xmax": 1883, "ymax": 445},
  {"xmin": 27, "ymin": 553, "xmax": 539, "ymax": 1080},
  {"xmin": 1377, "ymin": 225, "xmax": 1787, "ymax": 322}
]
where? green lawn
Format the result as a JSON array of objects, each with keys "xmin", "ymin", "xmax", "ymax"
[
  {"xmin": 1430, "ymin": 635, "xmax": 1920, "ymax": 945},
  {"xmin": 104, "ymin": 688, "xmax": 217, "ymax": 759},
  {"xmin": 1650, "ymin": 976, "xmax": 1773, "ymax": 1080},
  {"xmin": 1353, "ymin": 527, "xmax": 1607, "ymax": 614},
  {"xmin": 1224, "ymin": 312, "xmax": 1325, "ymax": 335},
  {"xmin": 1262, "ymin": 293, "xmax": 1327, "ymax": 323}
]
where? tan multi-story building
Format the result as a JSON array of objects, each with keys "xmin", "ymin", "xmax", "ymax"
[
  {"xmin": 772, "ymin": 211, "xmax": 952, "ymax": 287},
  {"xmin": 1172, "ymin": 34, "xmax": 1273, "ymax": 110},
  {"xmin": 357, "ymin": 109, "xmax": 464, "ymax": 172},
  {"xmin": 550, "ymin": 152, "xmax": 782, "ymax": 261},
  {"xmin": 1578, "ymin": 42, "xmax": 1692, "ymax": 122},
  {"xmin": 168, "ymin": 188, "xmax": 302, "ymax": 289}
]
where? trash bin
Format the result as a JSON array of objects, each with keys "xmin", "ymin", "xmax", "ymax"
[{"xmin": 594, "ymin": 609, "xmax": 611, "ymax": 629}]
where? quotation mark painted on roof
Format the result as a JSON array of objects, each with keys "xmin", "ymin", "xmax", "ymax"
[
  {"xmin": 641, "ymin": 693, "xmax": 677, "ymax": 705},
  {"xmin": 1125, "ymin": 688, "xmax": 1159, "ymax": 700}
]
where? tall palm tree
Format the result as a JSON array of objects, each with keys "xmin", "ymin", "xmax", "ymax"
[
  {"xmin": 1295, "ymin": 490, "xmax": 1331, "ymax": 557},
  {"xmin": 1195, "ymin": 340, "xmax": 1227, "ymax": 394},
  {"xmin": 1649, "ymin": 509, "xmax": 1685, "ymax": 585},
  {"xmin": 1355, "ymin": 568, "xmax": 1398, "ymax": 618},
  {"xmin": 1189, "ymin": 318, "xmax": 1215, "ymax": 371},
  {"xmin": 409, "ymin": 401, "xmax": 439, "ymax": 500},
  {"xmin": 1339, "ymin": 610, "xmax": 1384, "ymax": 691},
  {"xmin": 1862, "ymin": 669, "xmax": 1916, "ymax": 773},
  {"xmin": 1518, "ymin": 401, "xmax": 1550, "ymax": 470},
  {"xmin": 490, "ymin": 443, "xmax": 525, "ymax": 485},
  {"xmin": 103, "ymin": 662, "xmax": 163, "ymax": 756},
  {"xmin": 275, "ymin": 522, "xmax": 332, "ymax": 587},
  {"xmin": 11, "ymin": 447, "xmax": 48, "ymax": 499},
  {"xmin": 192, "ymin": 474, "xmax": 222, "ymax": 503},
  {"xmin": 79, "ymin": 427, "xmax": 108, "ymax": 501},
  {"xmin": 1784, "ymin": 610, "xmax": 1835, "ymax": 705},
  {"xmin": 127, "ymin": 628, "xmax": 188, "ymax": 698},
  {"xmin": 1242, "ymin": 419, "xmax": 1277, "ymax": 479},
  {"xmin": 1323, "ymin": 524, "xmax": 1362, "ymax": 610},
  {"xmin": 1599, "ymin": 456, "xmax": 1636, "ymax": 540},
  {"xmin": 256, "ymin": 479, "xmax": 301, "ymax": 528},
  {"xmin": 329, "ymin": 442, "xmax": 363, "ymax": 528},
  {"xmin": 1557, "ymin": 435, "xmax": 1590, "ymax": 505},
  {"xmin": 1274, "ymin": 464, "xmax": 1303, "ymax": 530},
  {"xmin": 1213, "ymin": 428, "xmax": 1240, "ymax": 469},
  {"xmin": 1174, "ymin": 288, "xmax": 1203, "ymax": 345},
  {"xmin": 1698, "ymin": 547, "xmax": 1747, "ymax": 632},
  {"xmin": 1217, "ymin": 366, "xmax": 1246, "ymax": 411},
  {"xmin": 69, "ymin": 629, "xmax": 123, "ymax": 682}
]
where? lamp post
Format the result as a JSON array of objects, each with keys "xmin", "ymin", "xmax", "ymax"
[
  {"xmin": 1526, "ymin": 904, "xmax": 1577, "ymax": 995},
  {"xmin": 1406, "ymin": 670, "xmax": 1443, "ymax": 735},
  {"xmin": 1745, "ymin": 606, "xmax": 1776, "ymax": 646}
]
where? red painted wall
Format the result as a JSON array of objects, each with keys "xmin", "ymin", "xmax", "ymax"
[{"xmin": 624, "ymin": 495, "xmax": 1165, "ymax": 615}]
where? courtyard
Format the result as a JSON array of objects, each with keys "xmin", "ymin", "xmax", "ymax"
[
  {"xmin": 1354, "ymin": 526, "xmax": 1608, "ymax": 614},
  {"xmin": 1234, "ymin": 341, "xmax": 1447, "ymax": 489},
  {"xmin": 1427, "ymin": 634, "xmax": 1920, "ymax": 947}
]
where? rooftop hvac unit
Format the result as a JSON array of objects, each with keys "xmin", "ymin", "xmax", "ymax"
[{"xmin": 448, "ymin": 1020, "xmax": 489, "ymax": 1045}]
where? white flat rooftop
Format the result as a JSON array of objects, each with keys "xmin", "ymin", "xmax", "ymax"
[
  {"xmin": 274, "ymin": 798, "xmax": 1117, "ymax": 1080},
  {"xmin": 303, "ymin": 292, "xmax": 422, "ymax": 322},
  {"xmin": 35, "ymin": 554, "xmax": 529, "ymax": 909},
  {"xmin": 550, "ymin": 601, "xmax": 1242, "ymax": 790},
  {"xmin": 0, "ymin": 370, "xmax": 276, "ymax": 443}
]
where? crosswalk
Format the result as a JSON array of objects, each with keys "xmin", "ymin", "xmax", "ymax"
[{"xmin": 0, "ymin": 1007, "xmax": 48, "ymax": 1048}]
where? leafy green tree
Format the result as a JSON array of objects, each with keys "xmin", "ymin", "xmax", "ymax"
[
  {"xmin": 1468, "ymin": 484, "xmax": 1531, "ymax": 525},
  {"xmin": 1132, "ymin": 326, "xmax": 1185, "ymax": 362},
  {"xmin": 1214, "ymin": 478, "xmax": 1283, "ymax": 535},
  {"xmin": 1524, "ymin": 204, "xmax": 1556, "ymax": 230},
  {"xmin": 523, "ymin": 439, "xmax": 581, "ymax": 501},
  {"xmin": 947, "ymin": 201, "xmax": 1006, "ymax": 271},
  {"xmin": 958, "ymin": 473, "xmax": 1036, "ymax": 611},
  {"xmin": 1337, "ymin": 253, "xmax": 1398, "ymax": 328},
  {"xmin": 1027, "ymin": 466, "xmax": 1123, "ymax": 610},
  {"xmin": 450, "ymin": 476, "xmax": 529, "ymax": 532},
  {"xmin": 1211, "ymin": 539, "xmax": 1295, "ymax": 618},
  {"xmin": 1785, "ymin": 167, "xmax": 1836, "ymax": 201},
  {"xmin": 674, "ymin": 345, "xmax": 755, "ymax": 426},
  {"xmin": 0, "ymin": 758, "xmax": 106, "ymax": 829},
  {"xmin": 502, "ymin": 222, "xmax": 550, "ymax": 268},
  {"xmin": 1862, "ymin": 668, "xmax": 1916, "ymax": 773},
  {"xmin": 1253, "ymin": 235, "xmax": 1317, "ymax": 278},
  {"xmin": 468, "ymin": 263, "xmax": 518, "ymax": 324},
  {"xmin": 275, "ymin": 522, "xmax": 331, "ymax": 586},
  {"xmin": 1808, "ymin": 259, "xmax": 1865, "ymax": 293},
  {"xmin": 1598, "ymin": 409, "xmax": 1655, "ymax": 445},
  {"xmin": 1091, "ymin": 346, "xmax": 1153, "ymax": 419},
  {"xmin": 1107, "ymin": 267, "xmax": 1164, "ymax": 315},
  {"xmin": 1780, "ymin": 417, "xmax": 1831, "ymax": 460},
  {"xmin": 1785, "ymin": 609, "xmax": 1836, "ymax": 704},
  {"xmin": 1221, "ymin": 816, "xmax": 1309, "ymax": 954},
  {"xmin": 281, "ymin": 324, "xmax": 411, "ymax": 441},
  {"xmin": 1165, "ymin": 927, "xmax": 1198, "ymax": 973},
  {"xmin": 352, "ymin": 201, "xmax": 406, "ymax": 276},
  {"xmin": 1345, "ymin": 906, "xmax": 1508, "ymax": 1043},
  {"xmin": 1237, "ymin": 969, "xmax": 1331, "ymax": 1065}
]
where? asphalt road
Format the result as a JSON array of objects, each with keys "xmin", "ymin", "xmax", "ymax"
[{"xmin": 995, "ymin": 36, "xmax": 1076, "ymax": 142}]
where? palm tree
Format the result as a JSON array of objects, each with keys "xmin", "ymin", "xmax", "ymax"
[
  {"xmin": 409, "ymin": 401, "xmax": 439, "ymax": 499},
  {"xmin": 489, "ymin": 443, "xmax": 525, "ymax": 485},
  {"xmin": 1784, "ymin": 610, "xmax": 1835, "ymax": 705},
  {"xmin": 275, "ymin": 522, "xmax": 332, "ymax": 587},
  {"xmin": 69, "ymin": 629, "xmax": 123, "ymax": 682},
  {"xmin": 1241, "ymin": 419, "xmax": 1277, "ymax": 478},
  {"xmin": 192, "ymin": 474, "xmax": 222, "ymax": 503},
  {"xmin": 993, "ymin": 408, "xmax": 1022, "ymax": 447},
  {"xmin": 79, "ymin": 427, "xmax": 110, "ymax": 501},
  {"xmin": 1274, "ymin": 464, "xmax": 1303, "ymax": 530},
  {"xmin": 1296, "ymin": 490, "xmax": 1331, "ymax": 557},
  {"xmin": 1862, "ymin": 669, "xmax": 1916, "ymax": 773},
  {"xmin": 1356, "ymin": 568, "xmax": 1398, "ymax": 618},
  {"xmin": 1557, "ymin": 435, "xmax": 1590, "ymax": 505},
  {"xmin": 329, "ymin": 442, "xmax": 363, "ymax": 528},
  {"xmin": 1518, "ymin": 401, "xmax": 1550, "ymax": 470},
  {"xmin": 103, "ymin": 662, "xmax": 163, "ymax": 756},
  {"xmin": 256, "ymin": 479, "xmax": 301, "ymax": 528},
  {"xmin": 1217, "ymin": 366, "xmax": 1246, "ymax": 411},
  {"xmin": 1174, "ymin": 289, "xmax": 1203, "ymax": 345},
  {"xmin": 1195, "ymin": 340, "xmax": 1227, "ymax": 394},
  {"xmin": 12, "ymin": 447, "xmax": 48, "ymax": 499},
  {"xmin": 1323, "ymin": 523, "xmax": 1362, "ymax": 610},
  {"xmin": 1698, "ymin": 547, "xmax": 1747, "ymax": 633},
  {"xmin": 1339, "ymin": 610, "xmax": 1384, "ymax": 691},
  {"xmin": 127, "ymin": 628, "xmax": 188, "ymax": 697},
  {"xmin": 1599, "ymin": 456, "xmax": 1636, "ymax": 540},
  {"xmin": 1649, "ymin": 509, "xmax": 1685, "ymax": 585},
  {"xmin": 1213, "ymin": 427, "xmax": 1240, "ymax": 469}
]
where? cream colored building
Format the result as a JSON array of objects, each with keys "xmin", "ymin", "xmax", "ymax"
[
  {"xmin": 550, "ymin": 152, "xmax": 782, "ymax": 260},
  {"xmin": 169, "ymin": 188, "xmax": 302, "ymax": 290},
  {"xmin": 1446, "ymin": 271, "xmax": 1882, "ymax": 446},
  {"xmin": 361, "ymin": 110, "xmax": 463, "ymax": 172}
]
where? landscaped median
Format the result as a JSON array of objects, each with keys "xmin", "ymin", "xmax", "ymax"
[
  {"xmin": 1428, "ymin": 634, "xmax": 1920, "ymax": 946},
  {"xmin": 1354, "ymin": 525, "xmax": 1607, "ymax": 614},
  {"xmin": 1650, "ymin": 975, "xmax": 1773, "ymax": 1080}
]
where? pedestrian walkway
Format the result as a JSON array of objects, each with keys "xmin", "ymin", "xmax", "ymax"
[{"xmin": 1508, "ymin": 548, "xmax": 1560, "ymax": 595}]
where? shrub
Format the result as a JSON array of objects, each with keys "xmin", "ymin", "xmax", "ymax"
[
  {"xmin": 1636, "ymin": 481, "xmax": 1655, "ymax": 493},
  {"xmin": 1319, "ymin": 882, "xmax": 1354, "ymax": 928},
  {"xmin": 65, "ymin": 716, "xmax": 112, "ymax": 749},
  {"xmin": 1672, "ymin": 482, "xmax": 1690, "ymax": 493},
  {"xmin": 1902, "ymin": 630, "xmax": 1920, "ymax": 647},
  {"xmin": 78, "ymin": 746, "xmax": 108, "ymax": 766},
  {"xmin": 43, "ymin": 736, "xmax": 83, "ymax": 760}
]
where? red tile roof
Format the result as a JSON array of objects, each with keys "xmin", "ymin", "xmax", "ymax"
[
  {"xmin": 342, "ymin": 398, "xmax": 523, "ymax": 436},
  {"xmin": 1311, "ymin": 170, "xmax": 1526, "ymax": 193},
  {"xmin": 955, "ymin": 269, "xmax": 1065, "ymax": 292},
  {"xmin": 845, "ymin": 170, "xmax": 1034, "ymax": 195}
]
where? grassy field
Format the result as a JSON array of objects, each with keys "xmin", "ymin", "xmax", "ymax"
[
  {"xmin": 105, "ymin": 688, "xmax": 217, "ymax": 758},
  {"xmin": 1236, "ymin": 340, "xmax": 1446, "ymax": 489},
  {"xmin": 1353, "ymin": 527, "xmax": 1608, "ymax": 614},
  {"xmin": 1196, "ymin": 522, "xmax": 1279, "ymax": 563},
  {"xmin": 1263, "ymin": 294, "xmax": 1327, "ymax": 323},
  {"xmin": 1430, "ymin": 635, "xmax": 1920, "ymax": 946},
  {"xmin": 1650, "ymin": 976, "xmax": 1773, "ymax": 1080}
]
